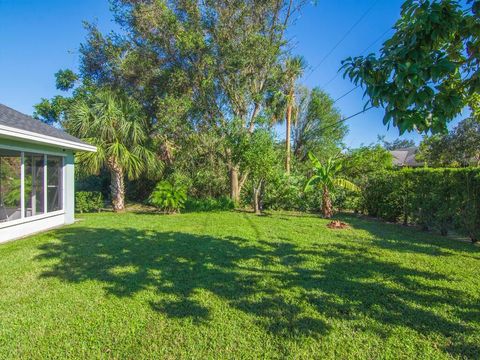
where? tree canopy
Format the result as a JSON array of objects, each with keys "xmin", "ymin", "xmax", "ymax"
[{"xmin": 342, "ymin": 0, "xmax": 479, "ymax": 134}]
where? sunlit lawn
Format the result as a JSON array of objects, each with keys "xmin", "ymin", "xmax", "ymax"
[{"xmin": 0, "ymin": 211, "xmax": 479, "ymax": 359}]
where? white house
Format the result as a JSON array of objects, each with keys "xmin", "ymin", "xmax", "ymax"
[{"xmin": 0, "ymin": 104, "xmax": 96, "ymax": 243}]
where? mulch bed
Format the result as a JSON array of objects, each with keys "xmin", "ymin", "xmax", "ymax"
[{"xmin": 327, "ymin": 220, "xmax": 350, "ymax": 229}]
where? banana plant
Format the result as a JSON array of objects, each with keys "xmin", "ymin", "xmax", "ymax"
[{"xmin": 305, "ymin": 152, "xmax": 359, "ymax": 218}]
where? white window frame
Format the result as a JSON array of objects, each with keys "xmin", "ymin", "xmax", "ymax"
[{"xmin": 0, "ymin": 146, "xmax": 66, "ymax": 229}]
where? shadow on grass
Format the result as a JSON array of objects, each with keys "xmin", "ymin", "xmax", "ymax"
[
  {"xmin": 36, "ymin": 224, "xmax": 479, "ymax": 356},
  {"xmin": 336, "ymin": 213, "xmax": 480, "ymax": 257}
]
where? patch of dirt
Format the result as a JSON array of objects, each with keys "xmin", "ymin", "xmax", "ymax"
[{"xmin": 327, "ymin": 220, "xmax": 350, "ymax": 229}]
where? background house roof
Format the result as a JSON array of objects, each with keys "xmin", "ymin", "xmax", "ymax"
[
  {"xmin": 391, "ymin": 147, "xmax": 423, "ymax": 167},
  {"xmin": 0, "ymin": 103, "xmax": 95, "ymax": 151}
]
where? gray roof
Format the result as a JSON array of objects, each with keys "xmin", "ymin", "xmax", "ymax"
[
  {"xmin": 0, "ymin": 103, "xmax": 89, "ymax": 146},
  {"xmin": 391, "ymin": 147, "xmax": 423, "ymax": 167}
]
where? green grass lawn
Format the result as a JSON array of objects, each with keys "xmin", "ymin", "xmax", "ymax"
[{"xmin": 0, "ymin": 211, "xmax": 479, "ymax": 359}]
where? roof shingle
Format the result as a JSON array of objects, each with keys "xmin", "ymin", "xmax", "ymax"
[{"xmin": 0, "ymin": 103, "xmax": 88, "ymax": 146}]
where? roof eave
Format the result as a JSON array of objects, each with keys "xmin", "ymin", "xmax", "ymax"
[{"xmin": 0, "ymin": 124, "xmax": 97, "ymax": 152}]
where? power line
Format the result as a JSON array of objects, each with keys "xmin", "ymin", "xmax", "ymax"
[
  {"xmin": 333, "ymin": 85, "xmax": 360, "ymax": 103},
  {"xmin": 306, "ymin": 0, "xmax": 380, "ymax": 80},
  {"xmin": 320, "ymin": 27, "xmax": 392, "ymax": 104},
  {"xmin": 320, "ymin": 27, "xmax": 393, "ymax": 89},
  {"xmin": 359, "ymin": 27, "xmax": 393, "ymax": 55},
  {"xmin": 319, "ymin": 105, "xmax": 374, "ymax": 133}
]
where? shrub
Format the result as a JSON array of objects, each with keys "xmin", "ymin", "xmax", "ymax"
[
  {"xmin": 263, "ymin": 174, "xmax": 306, "ymax": 211},
  {"xmin": 75, "ymin": 191, "xmax": 104, "ymax": 213},
  {"xmin": 184, "ymin": 196, "xmax": 235, "ymax": 212},
  {"xmin": 362, "ymin": 168, "xmax": 480, "ymax": 241},
  {"xmin": 148, "ymin": 181, "xmax": 187, "ymax": 214}
]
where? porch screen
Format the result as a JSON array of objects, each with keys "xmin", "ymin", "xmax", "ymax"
[{"xmin": 0, "ymin": 147, "xmax": 64, "ymax": 223}]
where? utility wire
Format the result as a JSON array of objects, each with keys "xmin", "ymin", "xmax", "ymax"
[
  {"xmin": 360, "ymin": 27, "xmax": 392, "ymax": 55},
  {"xmin": 319, "ymin": 105, "xmax": 374, "ymax": 133},
  {"xmin": 333, "ymin": 85, "xmax": 360, "ymax": 103},
  {"xmin": 321, "ymin": 27, "xmax": 393, "ymax": 90},
  {"xmin": 306, "ymin": 0, "xmax": 380, "ymax": 80}
]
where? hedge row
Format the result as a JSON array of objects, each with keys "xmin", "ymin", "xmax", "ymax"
[{"xmin": 362, "ymin": 168, "xmax": 480, "ymax": 242}]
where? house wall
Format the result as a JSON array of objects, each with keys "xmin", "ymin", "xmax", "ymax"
[{"xmin": 0, "ymin": 138, "xmax": 75, "ymax": 243}]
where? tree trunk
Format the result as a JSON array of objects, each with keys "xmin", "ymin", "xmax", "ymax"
[
  {"xmin": 285, "ymin": 103, "xmax": 292, "ymax": 175},
  {"xmin": 108, "ymin": 159, "xmax": 126, "ymax": 212},
  {"xmin": 253, "ymin": 180, "xmax": 263, "ymax": 215},
  {"xmin": 322, "ymin": 185, "xmax": 333, "ymax": 218},
  {"xmin": 230, "ymin": 166, "xmax": 240, "ymax": 204}
]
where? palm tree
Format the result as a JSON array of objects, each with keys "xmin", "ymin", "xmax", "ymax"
[
  {"xmin": 69, "ymin": 90, "xmax": 161, "ymax": 212},
  {"xmin": 304, "ymin": 152, "xmax": 359, "ymax": 218},
  {"xmin": 284, "ymin": 56, "xmax": 305, "ymax": 175}
]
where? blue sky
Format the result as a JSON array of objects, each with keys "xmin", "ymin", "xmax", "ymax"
[{"xmin": 0, "ymin": 0, "xmax": 461, "ymax": 148}]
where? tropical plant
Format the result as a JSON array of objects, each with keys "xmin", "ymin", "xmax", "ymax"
[
  {"xmin": 305, "ymin": 152, "xmax": 359, "ymax": 218},
  {"xmin": 69, "ymin": 90, "xmax": 161, "ymax": 212},
  {"xmin": 148, "ymin": 181, "xmax": 187, "ymax": 214}
]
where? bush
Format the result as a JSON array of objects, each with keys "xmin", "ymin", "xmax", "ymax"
[
  {"xmin": 184, "ymin": 196, "xmax": 235, "ymax": 212},
  {"xmin": 148, "ymin": 181, "xmax": 187, "ymax": 214},
  {"xmin": 75, "ymin": 191, "xmax": 104, "ymax": 213},
  {"xmin": 263, "ymin": 174, "xmax": 306, "ymax": 211},
  {"xmin": 362, "ymin": 168, "xmax": 480, "ymax": 241}
]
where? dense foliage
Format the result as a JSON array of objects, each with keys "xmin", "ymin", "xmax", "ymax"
[
  {"xmin": 149, "ymin": 181, "xmax": 188, "ymax": 214},
  {"xmin": 418, "ymin": 117, "xmax": 480, "ymax": 166},
  {"xmin": 75, "ymin": 191, "xmax": 104, "ymax": 213},
  {"xmin": 362, "ymin": 168, "xmax": 480, "ymax": 242},
  {"xmin": 184, "ymin": 196, "xmax": 235, "ymax": 212},
  {"xmin": 34, "ymin": 0, "xmax": 318, "ymax": 212}
]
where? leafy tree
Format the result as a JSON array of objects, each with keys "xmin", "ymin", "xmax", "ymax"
[
  {"xmin": 293, "ymin": 87, "xmax": 347, "ymax": 162},
  {"xmin": 418, "ymin": 117, "xmax": 480, "ymax": 166},
  {"xmin": 342, "ymin": 0, "xmax": 479, "ymax": 134},
  {"xmin": 81, "ymin": 0, "xmax": 308, "ymax": 202},
  {"xmin": 305, "ymin": 153, "xmax": 359, "ymax": 218},
  {"xmin": 34, "ymin": 69, "xmax": 95, "ymax": 126},
  {"xmin": 378, "ymin": 136, "xmax": 416, "ymax": 150},
  {"xmin": 69, "ymin": 90, "xmax": 161, "ymax": 212},
  {"xmin": 342, "ymin": 145, "xmax": 393, "ymax": 183},
  {"xmin": 242, "ymin": 130, "xmax": 278, "ymax": 214},
  {"xmin": 55, "ymin": 69, "xmax": 79, "ymax": 91}
]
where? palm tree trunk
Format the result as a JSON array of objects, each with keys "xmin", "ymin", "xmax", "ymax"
[
  {"xmin": 108, "ymin": 159, "xmax": 125, "ymax": 212},
  {"xmin": 285, "ymin": 103, "xmax": 292, "ymax": 175},
  {"xmin": 322, "ymin": 185, "xmax": 333, "ymax": 218}
]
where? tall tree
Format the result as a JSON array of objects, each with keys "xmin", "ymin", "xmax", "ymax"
[
  {"xmin": 69, "ymin": 90, "xmax": 161, "ymax": 212},
  {"xmin": 100, "ymin": 0, "xmax": 308, "ymax": 202},
  {"xmin": 342, "ymin": 0, "xmax": 479, "ymax": 134},
  {"xmin": 283, "ymin": 56, "xmax": 306, "ymax": 174},
  {"xmin": 293, "ymin": 87, "xmax": 347, "ymax": 162}
]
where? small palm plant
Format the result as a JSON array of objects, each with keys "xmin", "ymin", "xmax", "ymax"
[
  {"xmin": 148, "ymin": 181, "xmax": 187, "ymax": 214},
  {"xmin": 305, "ymin": 152, "xmax": 359, "ymax": 218}
]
